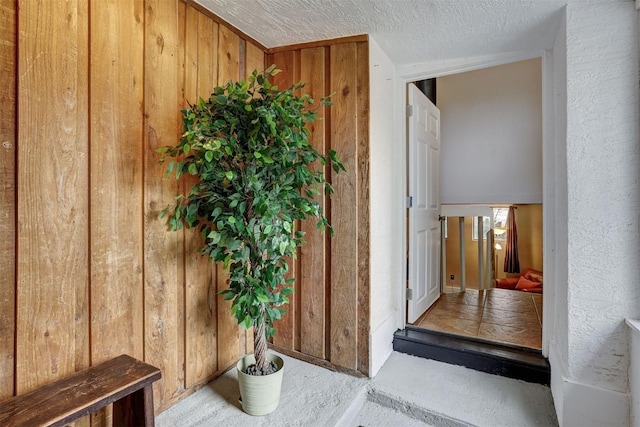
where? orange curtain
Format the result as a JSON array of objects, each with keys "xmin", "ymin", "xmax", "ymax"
[{"xmin": 503, "ymin": 206, "xmax": 520, "ymax": 274}]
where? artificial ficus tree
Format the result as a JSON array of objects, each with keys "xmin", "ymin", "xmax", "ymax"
[{"xmin": 158, "ymin": 65, "xmax": 344, "ymax": 375}]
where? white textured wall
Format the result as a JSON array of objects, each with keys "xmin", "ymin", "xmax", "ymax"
[
  {"xmin": 565, "ymin": 0, "xmax": 639, "ymax": 394},
  {"xmin": 368, "ymin": 37, "xmax": 400, "ymax": 375},
  {"xmin": 438, "ymin": 59, "xmax": 543, "ymax": 204}
]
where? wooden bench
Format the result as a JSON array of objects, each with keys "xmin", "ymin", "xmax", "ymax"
[{"xmin": 0, "ymin": 354, "xmax": 162, "ymax": 427}]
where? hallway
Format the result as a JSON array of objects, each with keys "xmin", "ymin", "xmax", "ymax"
[{"xmin": 413, "ymin": 288, "xmax": 543, "ymax": 349}]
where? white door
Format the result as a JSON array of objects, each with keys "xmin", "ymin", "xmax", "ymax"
[{"xmin": 407, "ymin": 83, "xmax": 441, "ymax": 323}]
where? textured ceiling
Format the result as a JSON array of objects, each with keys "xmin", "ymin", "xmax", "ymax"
[{"xmin": 193, "ymin": 0, "xmax": 599, "ymax": 65}]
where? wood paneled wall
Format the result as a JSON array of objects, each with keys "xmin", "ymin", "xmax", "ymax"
[
  {"xmin": 3, "ymin": 0, "xmax": 265, "ymax": 413},
  {"xmin": 267, "ymin": 37, "xmax": 370, "ymax": 376},
  {"xmin": 1, "ymin": 0, "xmax": 369, "ymax": 417},
  {"xmin": 0, "ymin": 0, "xmax": 17, "ymax": 402}
]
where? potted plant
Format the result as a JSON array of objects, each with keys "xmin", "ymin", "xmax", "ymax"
[{"xmin": 158, "ymin": 65, "xmax": 344, "ymax": 415}]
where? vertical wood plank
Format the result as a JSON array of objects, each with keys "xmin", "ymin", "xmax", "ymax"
[
  {"xmin": 144, "ymin": 0, "xmax": 183, "ymax": 408},
  {"xmin": 217, "ymin": 25, "xmax": 239, "ymax": 86},
  {"xmin": 245, "ymin": 42, "xmax": 264, "ymax": 77},
  {"xmin": 17, "ymin": 0, "xmax": 90, "ymax": 400},
  {"xmin": 267, "ymin": 50, "xmax": 298, "ymax": 351},
  {"xmin": 215, "ymin": 24, "xmax": 241, "ymax": 370},
  {"xmin": 175, "ymin": 0, "xmax": 187, "ymax": 396},
  {"xmin": 355, "ymin": 41, "xmax": 370, "ymax": 376},
  {"xmin": 181, "ymin": 3, "xmax": 200, "ymax": 390},
  {"xmin": 74, "ymin": 0, "xmax": 91, "ymax": 398},
  {"xmin": 329, "ymin": 43, "xmax": 359, "ymax": 370},
  {"xmin": 196, "ymin": 13, "xmax": 216, "ymax": 97},
  {"xmin": 89, "ymin": 0, "xmax": 144, "ymax": 366},
  {"xmin": 299, "ymin": 47, "xmax": 327, "ymax": 359},
  {"xmin": 0, "ymin": 0, "xmax": 16, "ymax": 401},
  {"xmin": 183, "ymin": 6, "xmax": 218, "ymax": 388},
  {"xmin": 89, "ymin": 2, "xmax": 144, "ymax": 423}
]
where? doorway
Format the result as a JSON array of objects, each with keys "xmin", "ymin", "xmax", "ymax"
[
  {"xmin": 410, "ymin": 208, "xmax": 544, "ymax": 350},
  {"xmin": 405, "ymin": 58, "xmax": 544, "ymax": 351}
]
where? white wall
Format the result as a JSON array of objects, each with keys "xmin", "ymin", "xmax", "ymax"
[
  {"xmin": 438, "ymin": 59, "xmax": 543, "ymax": 204},
  {"xmin": 548, "ymin": 7, "xmax": 570, "ymax": 424},
  {"xmin": 367, "ymin": 36, "xmax": 400, "ymax": 377},
  {"xmin": 370, "ymin": 3, "xmax": 639, "ymax": 425},
  {"xmin": 552, "ymin": 2, "xmax": 639, "ymax": 425}
]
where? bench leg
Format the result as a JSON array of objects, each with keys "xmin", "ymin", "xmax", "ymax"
[{"xmin": 113, "ymin": 385, "xmax": 155, "ymax": 427}]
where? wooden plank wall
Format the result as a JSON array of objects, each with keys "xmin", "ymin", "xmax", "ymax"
[
  {"xmin": 5, "ymin": 0, "xmax": 264, "ymax": 415},
  {"xmin": 267, "ymin": 37, "xmax": 370, "ymax": 376},
  {"xmin": 2, "ymin": 0, "xmax": 370, "ymax": 417},
  {"xmin": 0, "ymin": 0, "xmax": 16, "ymax": 402}
]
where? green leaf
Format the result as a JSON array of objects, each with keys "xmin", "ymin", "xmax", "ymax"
[
  {"xmin": 221, "ymin": 290, "xmax": 235, "ymax": 301},
  {"xmin": 240, "ymin": 315, "xmax": 252, "ymax": 330},
  {"xmin": 157, "ymin": 66, "xmax": 345, "ymax": 337}
]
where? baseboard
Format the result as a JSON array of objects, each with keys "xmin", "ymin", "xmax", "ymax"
[
  {"xmin": 549, "ymin": 340, "xmax": 629, "ymax": 426},
  {"xmin": 369, "ymin": 310, "xmax": 400, "ymax": 377},
  {"xmin": 548, "ymin": 340, "xmax": 567, "ymax": 423}
]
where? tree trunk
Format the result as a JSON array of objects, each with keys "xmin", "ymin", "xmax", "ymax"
[{"xmin": 253, "ymin": 306, "xmax": 269, "ymax": 374}]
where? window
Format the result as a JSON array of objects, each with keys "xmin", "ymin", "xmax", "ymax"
[{"xmin": 472, "ymin": 207, "xmax": 509, "ymax": 241}]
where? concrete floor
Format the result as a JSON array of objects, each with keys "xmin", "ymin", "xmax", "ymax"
[{"xmin": 157, "ymin": 351, "xmax": 558, "ymax": 427}]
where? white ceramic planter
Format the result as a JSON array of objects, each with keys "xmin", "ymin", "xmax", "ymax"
[{"xmin": 236, "ymin": 353, "xmax": 284, "ymax": 416}]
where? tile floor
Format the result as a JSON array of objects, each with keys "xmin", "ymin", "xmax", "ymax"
[{"xmin": 413, "ymin": 288, "xmax": 543, "ymax": 349}]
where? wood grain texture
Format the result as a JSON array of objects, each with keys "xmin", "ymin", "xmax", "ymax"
[
  {"xmin": 244, "ymin": 41, "xmax": 264, "ymax": 78},
  {"xmin": 329, "ymin": 43, "xmax": 359, "ymax": 370},
  {"xmin": 0, "ymin": 354, "xmax": 160, "ymax": 427},
  {"xmin": 5, "ymin": 1, "xmax": 371, "ymax": 415},
  {"xmin": 181, "ymin": 0, "xmax": 268, "ymax": 52},
  {"xmin": 267, "ymin": 34, "xmax": 368, "ymax": 54},
  {"xmin": 0, "ymin": 0, "xmax": 16, "ymax": 401},
  {"xmin": 89, "ymin": 2, "xmax": 145, "ymax": 424},
  {"xmin": 355, "ymin": 42, "xmax": 370, "ymax": 376},
  {"xmin": 263, "ymin": 39, "xmax": 370, "ymax": 375},
  {"xmin": 182, "ymin": 6, "xmax": 218, "ymax": 388},
  {"xmin": 175, "ymin": 1, "xmax": 187, "ymax": 405},
  {"xmin": 265, "ymin": 50, "xmax": 299, "ymax": 351},
  {"xmin": 16, "ymin": 0, "xmax": 90, "ymax": 397},
  {"xmin": 299, "ymin": 47, "xmax": 327, "ymax": 359},
  {"xmin": 215, "ymin": 24, "xmax": 242, "ymax": 370},
  {"xmin": 143, "ymin": 0, "xmax": 183, "ymax": 408},
  {"xmin": 89, "ymin": 0, "xmax": 145, "ymax": 367}
]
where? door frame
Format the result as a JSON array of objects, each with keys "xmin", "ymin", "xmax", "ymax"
[{"xmin": 395, "ymin": 50, "xmax": 557, "ymax": 357}]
